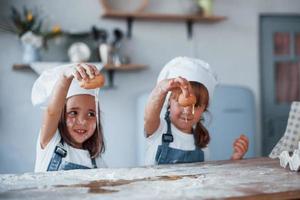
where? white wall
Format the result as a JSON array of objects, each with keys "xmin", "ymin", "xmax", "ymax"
[{"xmin": 0, "ymin": 0, "xmax": 300, "ymax": 173}]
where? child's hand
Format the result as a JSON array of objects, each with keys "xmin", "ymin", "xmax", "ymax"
[
  {"xmin": 158, "ymin": 76, "xmax": 191, "ymax": 95},
  {"xmin": 64, "ymin": 63, "xmax": 100, "ymax": 80},
  {"xmin": 231, "ymin": 134, "xmax": 249, "ymax": 160},
  {"xmin": 73, "ymin": 63, "xmax": 100, "ymax": 81}
]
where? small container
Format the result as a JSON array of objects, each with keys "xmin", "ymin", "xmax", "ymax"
[{"xmin": 198, "ymin": 0, "xmax": 213, "ymax": 16}]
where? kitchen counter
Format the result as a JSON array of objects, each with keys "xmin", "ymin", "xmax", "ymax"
[{"xmin": 0, "ymin": 157, "xmax": 299, "ymax": 200}]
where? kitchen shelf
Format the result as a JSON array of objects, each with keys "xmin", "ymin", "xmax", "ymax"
[
  {"xmin": 103, "ymin": 64, "xmax": 147, "ymax": 88},
  {"xmin": 104, "ymin": 63, "xmax": 146, "ymax": 70},
  {"xmin": 13, "ymin": 63, "xmax": 147, "ymax": 88},
  {"xmin": 101, "ymin": 11, "xmax": 226, "ymax": 38},
  {"xmin": 102, "ymin": 11, "xmax": 226, "ymax": 22}
]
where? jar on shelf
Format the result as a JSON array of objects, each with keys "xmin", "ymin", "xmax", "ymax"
[{"xmin": 198, "ymin": 0, "xmax": 213, "ymax": 16}]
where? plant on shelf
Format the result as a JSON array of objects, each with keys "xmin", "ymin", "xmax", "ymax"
[{"xmin": 0, "ymin": 6, "xmax": 64, "ymax": 63}]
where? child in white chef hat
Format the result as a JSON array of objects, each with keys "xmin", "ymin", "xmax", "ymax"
[
  {"xmin": 144, "ymin": 57, "xmax": 249, "ymax": 165},
  {"xmin": 32, "ymin": 63, "xmax": 106, "ymax": 172}
]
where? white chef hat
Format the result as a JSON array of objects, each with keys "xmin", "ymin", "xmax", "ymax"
[
  {"xmin": 31, "ymin": 63, "xmax": 103, "ymax": 109},
  {"xmin": 157, "ymin": 57, "xmax": 218, "ymax": 106}
]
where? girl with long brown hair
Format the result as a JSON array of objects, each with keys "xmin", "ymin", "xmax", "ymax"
[
  {"xmin": 32, "ymin": 63, "xmax": 106, "ymax": 172},
  {"xmin": 144, "ymin": 57, "xmax": 249, "ymax": 165}
]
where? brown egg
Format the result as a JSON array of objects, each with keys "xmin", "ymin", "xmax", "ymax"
[
  {"xmin": 178, "ymin": 93, "xmax": 196, "ymax": 107},
  {"xmin": 79, "ymin": 74, "xmax": 105, "ymax": 89}
]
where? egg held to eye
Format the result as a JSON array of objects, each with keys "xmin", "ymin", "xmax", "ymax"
[
  {"xmin": 178, "ymin": 93, "xmax": 197, "ymax": 107},
  {"xmin": 79, "ymin": 73, "xmax": 105, "ymax": 89}
]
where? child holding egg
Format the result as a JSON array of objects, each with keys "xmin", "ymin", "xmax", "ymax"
[
  {"xmin": 144, "ymin": 57, "xmax": 249, "ymax": 165},
  {"xmin": 32, "ymin": 63, "xmax": 106, "ymax": 172}
]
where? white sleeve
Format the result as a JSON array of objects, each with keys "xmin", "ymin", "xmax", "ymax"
[
  {"xmin": 144, "ymin": 119, "xmax": 165, "ymax": 166},
  {"xmin": 145, "ymin": 118, "xmax": 165, "ymax": 141},
  {"xmin": 34, "ymin": 130, "xmax": 61, "ymax": 172}
]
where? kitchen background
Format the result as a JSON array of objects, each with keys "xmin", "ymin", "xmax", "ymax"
[{"xmin": 0, "ymin": 0, "xmax": 299, "ymax": 174}]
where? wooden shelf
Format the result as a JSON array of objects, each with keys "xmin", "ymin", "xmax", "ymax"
[
  {"xmin": 13, "ymin": 64, "xmax": 31, "ymax": 70},
  {"xmin": 102, "ymin": 11, "xmax": 226, "ymax": 22},
  {"xmin": 104, "ymin": 63, "xmax": 146, "ymax": 70},
  {"xmin": 103, "ymin": 64, "xmax": 147, "ymax": 88},
  {"xmin": 101, "ymin": 11, "xmax": 226, "ymax": 39}
]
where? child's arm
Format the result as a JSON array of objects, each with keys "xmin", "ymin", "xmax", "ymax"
[
  {"xmin": 144, "ymin": 77, "xmax": 190, "ymax": 137},
  {"xmin": 231, "ymin": 134, "xmax": 249, "ymax": 160},
  {"xmin": 40, "ymin": 63, "xmax": 99, "ymax": 149}
]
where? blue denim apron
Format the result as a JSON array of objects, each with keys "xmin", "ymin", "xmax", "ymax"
[
  {"xmin": 47, "ymin": 139, "xmax": 97, "ymax": 171},
  {"xmin": 155, "ymin": 109, "xmax": 204, "ymax": 165}
]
